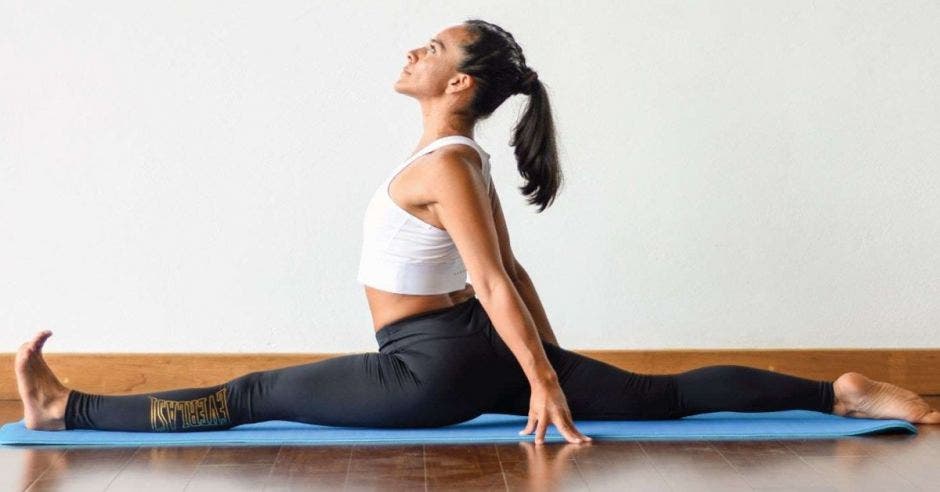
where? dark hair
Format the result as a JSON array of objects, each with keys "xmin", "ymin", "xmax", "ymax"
[{"xmin": 457, "ymin": 19, "xmax": 563, "ymax": 213}]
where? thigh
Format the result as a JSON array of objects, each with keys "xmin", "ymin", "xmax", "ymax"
[
  {"xmin": 380, "ymin": 327, "xmax": 502, "ymax": 425},
  {"xmin": 487, "ymin": 341, "xmax": 681, "ymax": 420},
  {"xmin": 239, "ymin": 333, "xmax": 499, "ymax": 428},
  {"xmin": 231, "ymin": 352, "xmax": 437, "ymax": 428}
]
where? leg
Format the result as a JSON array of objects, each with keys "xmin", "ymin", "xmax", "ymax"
[
  {"xmin": 487, "ymin": 341, "xmax": 836, "ymax": 420},
  {"xmin": 20, "ymin": 310, "xmax": 498, "ymax": 432},
  {"xmin": 64, "ymin": 351, "xmax": 439, "ymax": 432},
  {"xmin": 671, "ymin": 364, "xmax": 834, "ymax": 417},
  {"xmin": 487, "ymin": 341, "xmax": 683, "ymax": 420},
  {"xmin": 674, "ymin": 366, "xmax": 940, "ymax": 423}
]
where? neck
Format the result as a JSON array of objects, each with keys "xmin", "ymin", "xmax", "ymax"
[{"xmin": 414, "ymin": 99, "xmax": 474, "ymax": 153}]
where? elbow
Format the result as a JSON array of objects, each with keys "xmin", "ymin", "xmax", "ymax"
[{"xmin": 474, "ymin": 273, "xmax": 517, "ymax": 303}]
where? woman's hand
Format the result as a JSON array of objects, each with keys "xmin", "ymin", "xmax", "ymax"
[{"xmin": 518, "ymin": 376, "xmax": 593, "ymax": 445}]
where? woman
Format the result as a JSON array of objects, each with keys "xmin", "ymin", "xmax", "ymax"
[{"xmin": 15, "ymin": 19, "xmax": 940, "ymax": 445}]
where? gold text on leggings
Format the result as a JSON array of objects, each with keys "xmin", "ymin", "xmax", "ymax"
[{"xmin": 149, "ymin": 387, "xmax": 231, "ymax": 432}]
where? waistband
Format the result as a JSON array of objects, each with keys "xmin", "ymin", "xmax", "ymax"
[{"xmin": 375, "ymin": 296, "xmax": 483, "ymax": 352}]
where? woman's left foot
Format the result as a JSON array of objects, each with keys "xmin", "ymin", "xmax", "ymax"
[
  {"xmin": 14, "ymin": 330, "xmax": 71, "ymax": 430},
  {"xmin": 834, "ymin": 372, "xmax": 940, "ymax": 424}
]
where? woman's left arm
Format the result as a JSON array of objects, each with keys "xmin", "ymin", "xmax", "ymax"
[
  {"xmin": 511, "ymin": 263, "xmax": 560, "ymax": 347},
  {"xmin": 448, "ymin": 270, "xmax": 558, "ymax": 347}
]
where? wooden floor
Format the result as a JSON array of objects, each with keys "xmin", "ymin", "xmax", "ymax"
[{"xmin": 1, "ymin": 398, "xmax": 938, "ymax": 491}]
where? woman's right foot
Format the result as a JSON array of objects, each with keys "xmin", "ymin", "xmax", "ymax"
[{"xmin": 832, "ymin": 372, "xmax": 940, "ymax": 424}]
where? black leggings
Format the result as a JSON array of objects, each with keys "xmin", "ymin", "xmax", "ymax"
[{"xmin": 64, "ymin": 297, "xmax": 835, "ymax": 432}]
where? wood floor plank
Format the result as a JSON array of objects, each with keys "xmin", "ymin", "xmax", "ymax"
[
  {"xmin": 263, "ymin": 444, "xmax": 352, "ymax": 490},
  {"xmin": 343, "ymin": 466, "xmax": 426, "ymax": 490},
  {"xmin": 426, "ymin": 461, "xmax": 505, "ymax": 490},
  {"xmin": 639, "ymin": 440, "xmax": 729, "ymax": 468},
  {"xmin": 494, "ymin": 441, "xmax": 587, "ymax": 463},
  {"xmin": 719, "ymin": 451, "xmax": 833, "ymax": 490},
  {"xmin": 708, "ymin": 439, "xmax": 792, "ymax": 456},
  {"xmin": 345, "ymin": 444, "xmax": 424, "ymax": 472},
  {"xmin": 105, "ymin": 446, "xmax": 207, "ymax": 491},
  {"xmin": 853, "ymin": 440, "xmax": 940, "ymax": 491},
  {"xmin": 783, "ymin": 437, "xmax": 885, "ymax": 457},
  {"xmin": 500, "ymin": 456, "xmax": 588, "ymax": 491},
  {"xmin": 199, "ymin": 445, "xmax": 280, "ymax": 466},
  {"xmin": 343, "ymin": 444, "xmax": 425, "ymax": 490},
  {"xmin": 24, "ymin": 447, "xmax": 137, "ymax": 492},
  {"xmin": 799, "ymin": 455, "xmax": 919, "ymax": 491},
  {"xmin": 271, "ymin": 444, "xmax": 353, "ymax": 472},
  {"xmin": 185, "ymin": 463, "xmax": 273, "ymax": 491},
  {"xmin": 566, "ymin": 440, "xmax": 648, "ymax": 466},
  {"xmin": 640, "ymin": 441, "xmax": 753, "ymax": 491},
  {"xmin": 424, "ymin": 443, "xmax": 500, "ymax": 466},
  {"xmin": 264, "ymin": 470, "xmax": 349, "ymax": 491},
  {"xmin": 0, "ymin": 447, "xmax": 68, "ymax": 492},
  {"xmin": 567, "ymin": 440, "xmax": 670, "ymax": 490},
  {"xmin": 425, "ymin": 443, "xmax": 505, "ymax": 490},
  {"xmin": 651, "ymin": 463, "xmax": 753, "ymax": 491},
  {"xmin": 784, "ymin": 431, "xmax": 933, "ymax": 459}
]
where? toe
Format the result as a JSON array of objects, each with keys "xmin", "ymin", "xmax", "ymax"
[
  {"xmin": 919, "ymin": 409, "xmax": 940, "ymax": 425},
  {"xmin": 34, "ymin": 331, "xmax": 52, "ymax": 350}
]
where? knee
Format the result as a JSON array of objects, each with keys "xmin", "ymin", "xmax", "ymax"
[
  {"xmin": 228, "ymin": 370, "xmax": 262, "ymax": 385},
  {"xmin": 224, "ymin": 371, "xmax": 266, "ymax": 399}
]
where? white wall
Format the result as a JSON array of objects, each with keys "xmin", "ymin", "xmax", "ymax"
[{"xmin": 2, "ymin": 1, "xmax": 938, "ymax": 353}]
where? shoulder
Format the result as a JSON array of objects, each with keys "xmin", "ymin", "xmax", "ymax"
[
  {"xmin": 426, "ymin": 150, "xmax": 487, "ymax": 200},
  {"xmin": 429, "ymin": 144, "xmax": 484, "ymax": 174},
  {"xmin": 425, "ymin": 145, "xmax": 485, "ymax": 186},
  {"xmin": 415, "ymin": 147, "xmax": 491, "ymax": 213}
]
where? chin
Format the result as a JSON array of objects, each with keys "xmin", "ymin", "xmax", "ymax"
[{"xmin": 392, "ymin": 82, "xmax": 414, "ymax": 97}]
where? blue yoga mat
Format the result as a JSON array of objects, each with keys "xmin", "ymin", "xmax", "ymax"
[{"xmin": 0, "ymin": 410, "xmax": 916, "ymax": 447}]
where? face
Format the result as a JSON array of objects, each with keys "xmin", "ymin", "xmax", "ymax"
[{"xmin": 394, "ymin": 24, "xmax": 474, "ymax": 99}]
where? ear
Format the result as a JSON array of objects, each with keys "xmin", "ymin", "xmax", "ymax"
[{"xmin": 448, "ymin": 73, "xmax": 474, "ymax": 94}]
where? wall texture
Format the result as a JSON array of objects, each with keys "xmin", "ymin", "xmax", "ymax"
[{"xmin": 2, "ymin": 1, "xmax": 938, "ymax": 352}]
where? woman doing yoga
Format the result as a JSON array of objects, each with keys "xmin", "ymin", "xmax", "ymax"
[{"xmin": 15, "ymin": 19, "xmax": 940, "ymax": 445}]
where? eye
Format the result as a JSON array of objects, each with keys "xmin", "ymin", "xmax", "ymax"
[{"xmin": 428, "ymin": 44, "xmax": 435, "ymax": 53}]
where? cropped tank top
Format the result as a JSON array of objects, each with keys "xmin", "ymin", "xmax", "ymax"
[{"xmin": 356, "ymin": 135, "xmax": 493, "ymax": 294}]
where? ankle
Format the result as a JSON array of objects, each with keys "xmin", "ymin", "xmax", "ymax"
[
  {"xmin": 54, "ymin": 389, "xmax": 71, "ymax": 421},
  {"xmin": 831, "ymin": 393, "xmax": 849, "ymax": 416},
  {"xmin": 831, "ymin": 373, "xmax": 861, "ymax": 416}
]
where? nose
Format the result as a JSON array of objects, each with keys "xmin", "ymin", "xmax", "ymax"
[{"xmin": 406, "ymin": 47, "xmax": 426, "ymax": 65}]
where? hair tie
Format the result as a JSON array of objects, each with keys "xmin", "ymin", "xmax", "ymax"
[{"xmin": 519, "ymin": 70, "xmax": 539, "ymax": 95}]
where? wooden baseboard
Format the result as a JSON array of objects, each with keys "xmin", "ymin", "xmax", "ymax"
[{"xmin": 2, "ymin": 349, "xmax": 937, "ymax": 400}]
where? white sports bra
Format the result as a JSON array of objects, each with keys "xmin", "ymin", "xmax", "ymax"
[{"xmin": 356, "ymin": 135, "xmax": 493, "ymax": 295}]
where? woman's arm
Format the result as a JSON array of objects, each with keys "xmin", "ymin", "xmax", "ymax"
[
  {"xmin": 429, "ymin": 154, "xmax": 555, "ymax": 383},
  {"xmin": 428, "ymin": 149, "xmax": 589, "ymax": 445},
  {"xmin": 512, "ymin": 262, "xmax": 560, "ymax": 347},
  {"xmin": 475, "ymin": 279, "xmax": 556, "ymax": 381},
  {"xmin": 449, "ymin": 265, "xmax": 559, "ymax": 347}
]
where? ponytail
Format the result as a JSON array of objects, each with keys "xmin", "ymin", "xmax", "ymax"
[
  {"xmin": 509, "ymin": 73, "xmax": 562, "ymax": 212},
  {"xmin": 460, "ymin": 19, "xmax": 564, "ymax": 212}
]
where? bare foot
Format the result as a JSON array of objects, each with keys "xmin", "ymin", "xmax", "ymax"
[
  {"xmin": 15, "ymin": 330, "xmax": 71, "ymax": 430},
  {"xmin": 832, "ymin": 372, "xmax": 940, "ymax": 424}
]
